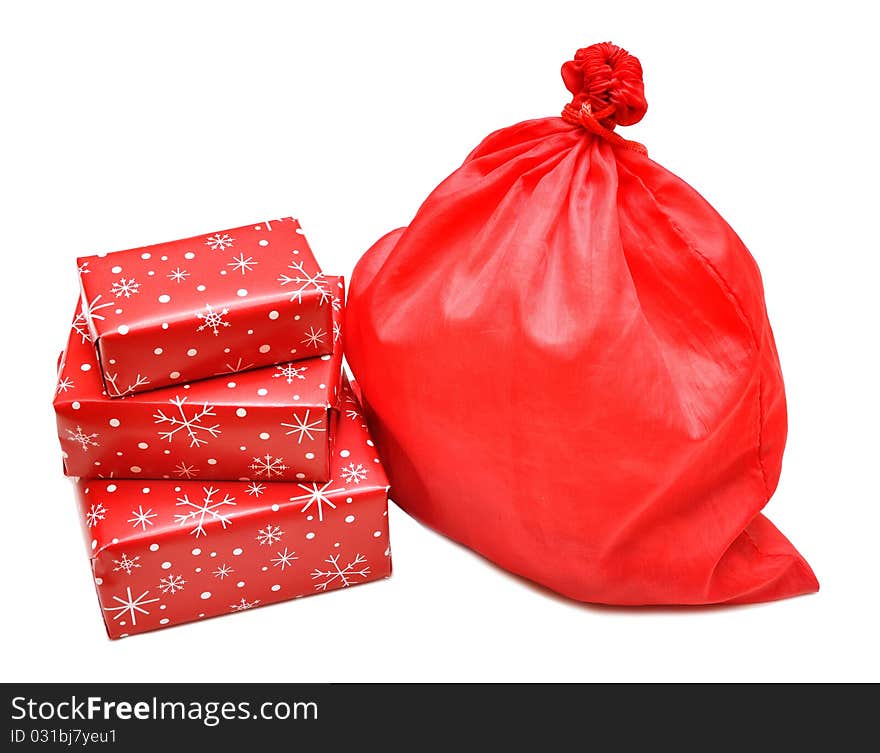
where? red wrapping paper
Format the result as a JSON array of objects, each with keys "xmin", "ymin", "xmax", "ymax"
[
  {"xmin": 77, "ymin": 218, "xmax": 336, "ymax": 396},
  {"xmin": 74, "ymin": 382, "xmax": 390, "ymax": 639},
  {"xmin": 55, "ymin": 285, "xmax": 343, "ymax": 482}
]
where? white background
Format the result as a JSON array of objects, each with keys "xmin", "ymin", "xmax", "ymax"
[{"xmin": 1, "ymin": 1, "xmax": 877, "ymax": 682}]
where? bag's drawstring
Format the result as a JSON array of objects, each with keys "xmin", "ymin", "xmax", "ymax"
[{"xmin": 561, "ymin": 101, "xmax": 647, "ymax": 156}]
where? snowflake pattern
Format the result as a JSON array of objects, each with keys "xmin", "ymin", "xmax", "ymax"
[
  {"xmin": 112, "ymin": 553, "xmax": 141, "ymax": 575},
  {"xmin": 167, "ymin": 267, "xmax": 190, "ymax": 284},
  {"xmin": 78, "ymin": 260, "xmax": 91, "ymax": 275},
  {"xmin": 301, "ymin": 326, "xmax": 327, "ymax": 349},
  {"xmin": 311, "ymin": 554, "xmax": 370, "ymax": 592},
  {"xmin": 230, "ymin": 597, "xmax": 260, "ymax": 612},
  {"xmin": 271, "ymin": 547, "xmax": 298, "ymax": 571},
  {"xmin": 340, "ymin": 463, "xmax": 368, "ymax": 485},
  {"xmin": 174, "ymin": 486, "xmax": 236, "ymax": 538},
  {"xmin": 78, "ymin": 294, "xmax": 114, "ymax": 337},
  {"xmin": 103, "ymin": 587, "xmax": 160, "ymax": 626},
  {"xmin": 174, "ymin": 461, "xmax": 199, "ymax": 479},
  {"xmin": 331, "ymin": 295, "xmax": 342, "ymax": 312},
  {"xmin": 196, "ymin": 303, "xmax": 231, "ymax": 336},
  {"xmin": 213, "ymin": 563, "xmax": 234, "ymax": 579},
  {"xmin": 56, "ymin": 376, "xmax": 75, "ymax": 394},
  {"xmin": 290, "ymin": 481, "xmax": 344, "ymax": 522},
  {"xmin": 110, "ymin": 277, "xmax": 140, "ymax": 298},
  {"xmin": 245, "ymin": 482, "xmax": 265, "ymax": 497},
  {"xmin": 158, "ymin": 574, "xmax": 186, "ymax": 594},
  {"xmin": 154, "ymin": 396, "xmax": 221, "ymax": 447},
  {"xmin": 205, "ymin": 233, "xmax": 235, "ymax": 251},
  {"xmin": 277, "ymin": 259, "xmax": 331, "ymax": 304},
  {"xmin": 128, "ymin": 505, "xmax": 157, "ymax": 531},
  {"xmin": 223, "ymin": 357, "xmax": 255, "ymax": 373},
  {"xmin": 249, "ymin": 454, "xmax": 288, "ymax": 478},
  {"xmin": 272, "ymin": 363, "xmax": 307, "ymax": 384},
  {"xmin": 227, "ymin": 253, "xmax": 258, "ymax": 274},
  {"xmin": 66, "ymin": 425, "xmax": 99, "ymax": 452},
  {"xmin": 256, "ymin": 524, "xmax": 284, "ymax": 546},
  {"xmin": 333, "ymin": 320, "xmax": 342, "ymax": 343},
  {"xmin": 105, "ymin": 372, "xmax": 150, "ymax": 397},
  {"xmin": 85, "ymin": 502, "xmax": 108, "ymax": 528},
  {"xmin": 280, "ymin": 410, "xmax": 325, "ymax": 444}
]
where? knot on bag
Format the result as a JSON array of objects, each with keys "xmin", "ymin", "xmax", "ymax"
[{"xmin": 561, "ymin": 42, "xmax": 648, "ymax": 155}]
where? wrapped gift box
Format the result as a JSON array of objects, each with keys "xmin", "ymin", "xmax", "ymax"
[
  {"xmin": 77, "ymin": 218, "xmax": 337, "ymax": 396},
  {"xmin": 74, "ymin": 381, "xmax": 390, "ymax": 638},
  {"xmin": 55, "ymin": 286, "xmax": 343, "ymax": 482}
]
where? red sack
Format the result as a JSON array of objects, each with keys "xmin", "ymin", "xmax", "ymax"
[{"xmin": 345, "ymin": 43, "xmax": 818, "ymax": 605}]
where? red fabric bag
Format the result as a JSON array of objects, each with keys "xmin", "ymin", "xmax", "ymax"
[{"xmin": 345, "ymin": 43, "xmax": 818, "ymax": 605}]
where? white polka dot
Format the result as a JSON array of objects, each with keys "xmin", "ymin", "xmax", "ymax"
[
  {"xmin": 237, "ymin": 289, "xmax": 248, "ymax": 297},
  {"xmin": 161, "ymin": 561, "xmax": 171, "ymax": 570},
  {"xmin": 227, "ymin": 381, "xmax": 237, "ymax": 389},
  {"xmin": 185, "ymin": 348, "xmax": 197, "ymax": 357},
  {"xmin": 169, "ymin": 371, "xmax": 180, "ymax": 379},
  {"xmin": 295, "ymin": 472, "xmax": 305, "ymax": 479},
  {"xmin": 239, "ymin": 446, "xmax": 246, "ymax": 451},
  {"xmin": 207, "ymin": 458, "xmax": 217, "ymax": 465},
  {"xmin": 116, "ymin": 451, "xmax": 123, "ymax": 456},
  {"xmin": 232, "ymin": 547, "xmax": 243, "ymax": 556},
  {"xmin": 161, "ymin": 255, "xmax": 168, "ymax": 261},
  {"xmin": 61, "ymin": 450, "xmax": 69, "ymax": 459},
  {"xmin": 111, "ymin": 264, "xmax": 123, "ymax": 273},
  {"xmin": 130, "ymin": 466, "xmax": 141, "ymax": 473},
  {"xmin": 305, "ymin": 452, "xmax": 315, "ymax": 460},
  {"xmin": 117, "ymin": 325, "xmax": 129, "ymax": 335},
  {"xmin": 94, "ymin": 577, "xmax": 103, "ymax": 585},
  {"xmin": 200, "ymin": 591, "xmax": 211, "ymax": 600},
  {"xmin": 294, "ymin": 315, "xmax": 301, "ymax": 321},
  {"xmin": 271, "ymin": 504, "xmax": 280, "ymax": 512},
  {"xmin": 293, "ymin": 395, "xmax": 300, "ymax": 401},
  {"xmin": 210, "ymin": 551, "xmax": 216, "ymax": 557},
  {"xmin": 247, "ymin": 329, "xmax": 254, "ymax": 335},
  {"xmin": 305, "ymin": 532, "xmax": 315, "ymax": 540},
  {"xmin": 236, "ymin": 408, "xmax": 247, "ymax": 417},
  {"xmin": 158, "ymin": 294, "xmax": 171, "ymax": 304},
  {"xmin": 109, "ymin": 418, "xmax": 120, "ymax": 427},
  {"xmin": 373, "ymin": 458, "xmax": 380, "ymax": 463},
  {"xmin": 257, "ymin": 388, "xmax": 268, "ymax": 396},
  {"xmin": 153, "ymin": 347, "xmax": 163, "ymax": 355},
  {"xmin": 259, "ymin": 432, "xmax": 270, "ymax": 440},
  {"xmin": 261, "ymin": 566, "xmax": 268, "ymax": 572},
  {"xmin": 72, "ymin": 401, "xmax": 81, "ymax": 410},
  {"xmin": 366, "ymin": 440, "xmax": 375, "ymax": 447},
  {"xmin": 184, "ymin": 252, "xmax": 195, "ymax": 260},
  {"xmin": 107, "ymin": 484, "xmax": 117, "ymax": 493},
  {"xmin": 339, "ymin": 449, "xmax": 350, "ymax": 458},
  {"xmin": 111, "ymin": 538, "xmax": 119, "ymax": 544},
  {"xmin": 90, "ymin": 539, "xmax": 97, "ymax": 550},
  {"xmin": 236, "ymin": 581, "xmax": 245, "ymax": 588},
  {"xmin": 345, "ymin": 515, "xmax": 355, "ymax": 523},
  {"xmin": 162, "ymin": 322, "xmax": 169, "ymax": 330},
  {"xmin": 224, "ymin": 347, "xmax": 230, "ymax": 353},
  {"xmin": 268, "ymin": 310, "xmax": 279, "ymax": 320},
  {"xmin": 320, "ymin": 355, "xmax": 331, "ymax": 361},
  {"xmin": 163, "ymin": 449, "xmax": 171, "ymax": 454},
  {"xmin": 195, "ymin": 567, "xmax": 202, "ymax": 573},
  {"xmin": 258, "ymin": 344, "xmax": 270, "ymax": 353},
  {"xmin": 373, "ymin": 530, "xmax": 382, "ymax": 538},
  {"xmin": 159, "ymin": 618, "xmax": 170, "ymax": 625},
  {"xmin": 114, "ymin": 309, "xmax": 122, "ymax": 315},
  {"xmin": 141, "ymin": 252, "xmax": 151, "ymax": 260},
  {"xmin": 259, "ymin": 239, "xmax": 269, "ymax": 247},
  {"xmin": 147, "ymin": 270, "xmax": 155, "ymax": 276},
  {"xmin": 149, "ymin": 543, "xmax": 159, "ymax": 552},
  {"xmin": 80, "ymin": 363, "xmax": 91, "ymax": 372},
  {"xmin": 141, "ymin": 487, "xmax": 150, "ymax": 494},
  {"xmin": 196, "ymin": 284, "xmax": 206, "ymax": 292},
  {"xmin": 138, "ymin": 442, "xmax": 149, "ymax": 449},
  {"xmin": 192, "ymin": 548, "xmax": 201, "ymax": 556},
  {"xmin": 271, "ymin": 584, "xmax": 281, "ymax": 592}
]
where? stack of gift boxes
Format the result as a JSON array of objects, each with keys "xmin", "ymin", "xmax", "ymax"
[{"xmin": 52, "ymin": 218, "xmax": 391, "ymax": 638}]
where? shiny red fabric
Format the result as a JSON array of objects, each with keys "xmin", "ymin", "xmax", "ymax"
[{"xmin": 345, "ymin": 44, "xmax": 818, "ymax": 605}]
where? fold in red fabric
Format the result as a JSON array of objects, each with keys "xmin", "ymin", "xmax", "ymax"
[{"xmin": 345, "ymin": 43, "xmax": 818, "ymax": 605}]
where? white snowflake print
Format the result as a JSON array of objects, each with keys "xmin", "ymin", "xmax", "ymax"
[
  {"xmin": 196, "ymin": 303, "xmax": 231, "ymax": 336},
  {"xmin": 79, "ymin": 294, "xmax": 114, "ymax": 333},
  {"xmin": 245, "ymin": 482, "xmax": 265, "ymax": 497},
  {"xmin": 174, "ymin": 461, "xmax": 199, "ymax": 479},
  {"xmin": 227, "ymin": 253, "xmax": 258, "ymax": 274},
  {"xmin": 271, "ymin": 547, "xmax": 298, "ymax": 571},
  {"xmin": 272, "ymin": 363, "xmax": 307, "ymax": 384},
  {"xmin": 331, "ymin": 296, "xmax": 342, "ymax": 312},
  {"xmin": 230, "ymin": 597, "xmax": 260, "ymax": 612},
  {"xmin": 78, "ymin": 260, "xmax": 90, "ymax": 275},
  {"xmin": 167, "ymin": 267, "xmax": 190, "ymax": 284},
  {"xmin": 311, "ymin": 554, "xmax": 370, "ymax": 592},
  {"xmin": 128, "ymin": 505, "xmax": 157, "ymax": 531},
  {"xmin": 66, "ymin": 425, "xmax": 99, "ymax": 452},
  {"xmin": 340, "ymin": 463, "xmax": 368, "ymax": 485},
  {"xmin": 105, "ymin": 372, "xmax": 150, "ymax": 397},
  {"xmin": 249, "ymin": 454, "xmax": 288, "ymax": 479},
  {"xmin": 290, "ymin": 481, "xmax": 344, "ymax": 522},
  {"xmin": 103, "ymin": 587, "xmax": 160, "ymax": 626},
  {"xmin": 301, "ymin": 326, "xmax": 327, "ymax": 349},
  {"xmin": 154, "ymin": 396, "xmax": 221, "ymax": 448},
  {"xmin": 56, "ymin": 376, "xmax": 75, "ymax": 394},
  {"xmin": 72, "ymin": 310, "xmax": 93, "ymax": 344},
  {"xmin": 205, "ymin": 233, "xmax": 235, "ymax": 251},
  {"xmin": 333, "ymin": 320, "xmax": 342, "ymax": 343},
  {"xmin": 158, "ymin": 574, "xmax": 186, "ymax": 594},
  {"xmin": 223, "ymin": 357, "xmax": 255, "ymax": 373},
  {"xmin": 280, "ymin": 409, "xmax": 325, "ymax": 444},
  {"xmin": 256, "ymin": 524, "xmax": 284, "ymax": 546},
  {"xmin": 112, "ymin": 553, "xmax": 141, "ymax": 575},
  {"xmin": 85, "ymin": 502, "xmax": 108, "ymax": 528},
  {"xmin": 343, "ymin": 394, "xmax": 361, "ymax": 421},
  {"xmin": 213, "ymin": 563, "xmax": 234, "ymax": 579},
  {"xmin": 175, "ymin": 486, "xmax": 236, "ymax": 538},
  {"xmin": 277, "ymin": 259, "xmax": 331, "ymax": 304},
  {"xmin": 110, "ymin": 277, "xmax": 140, "ymax": 298}
]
